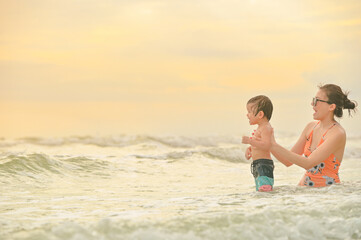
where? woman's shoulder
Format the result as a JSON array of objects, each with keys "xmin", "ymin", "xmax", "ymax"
[
  {"xmin": 330, "ymin": 123, "xmax": 346, "ymax": 138},
  {"xmin": 302, "ymin": 121, "xmax": 318, "ymax": 134},
  {"xmin": 299, "ymin": 121, "xmax": 319, "ymax": 140},
  {"xmin": 324, "ymin": 124, "xmax": 346, "ymax": 150},
  {"xmin": 305, "ymin": 121, "xmax": 318, "ymax": 129}
]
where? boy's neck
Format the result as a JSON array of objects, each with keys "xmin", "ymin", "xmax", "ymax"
[{"xmin": 257, "ymin": 118, "xmax": 269, "ymax": 127}]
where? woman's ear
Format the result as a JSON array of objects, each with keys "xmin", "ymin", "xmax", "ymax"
[{"xmin": 329, "ymin": 103, "xmax": 336, "ymax": 112}]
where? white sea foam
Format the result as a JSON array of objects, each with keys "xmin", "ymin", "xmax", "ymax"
[{"xmin": 1, "ymin": 135, "xmax": 360, "ymax": 240}]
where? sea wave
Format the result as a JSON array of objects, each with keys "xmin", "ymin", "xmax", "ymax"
[
  {"xmin": 0, "ymin": 153, "xmax": 62, "ymax": 175},
  {"xmin": 202, "ymin": 147, "xmax": 246, "ymax": 163},
  {"xmin": 2, "ymin": 134, "xmax": 360, "ymax": 158},
  {"xmin": 0, "ymin": 135, "xmax": 242, "ymax": 148},
  {"xmin": 132, "ymin": 147, "xmax": 247, "ymax": 163},
  {"xmin": 0, "ymin": 148, "xmax": 247, "ymax": 183},
  {"xmin": 0, "ymin": 153, "xmax": 113, "ymax": 179},
  {"xmin": 6, "ymin": 197, "xmax": 361, "ymax": 240}
]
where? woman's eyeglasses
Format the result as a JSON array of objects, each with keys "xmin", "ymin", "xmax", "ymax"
[{"xmin": 312, "ymin": 97, "xmax": 332, "ymax": 106}]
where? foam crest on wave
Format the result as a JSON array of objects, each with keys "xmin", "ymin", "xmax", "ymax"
[
  {"xmin": 133, "ymin": 150, "xmax": 195, "ymax": 161},
  {"xmin": 132, "ymin": 147, "xmax": 247, "ymax": 163},
  {"xmin": 16, "ymin": 200, "xmax": 361, "ymax": 240}
]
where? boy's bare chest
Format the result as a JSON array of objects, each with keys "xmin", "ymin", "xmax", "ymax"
[{"xmin": 254, "ymin": 129, "xmax": 262, "ymax": 139}]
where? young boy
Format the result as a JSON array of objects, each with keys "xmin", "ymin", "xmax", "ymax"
[{"xmin": 242, "ymin": 95, "xmax": 274, "ymax": 192}]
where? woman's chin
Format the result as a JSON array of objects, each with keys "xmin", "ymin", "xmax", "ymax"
[
  {"xmin": 312, "ymin": 111, "xmax": 318, "ymax": 120},
  {"xmin": 313, "ymin": 112, "xmax": 319, "ymax": 120}
]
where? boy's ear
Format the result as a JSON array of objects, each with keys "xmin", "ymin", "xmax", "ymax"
[{"xmin": 257, "ymin": 110, "xmax": 264, "ymax": 119}]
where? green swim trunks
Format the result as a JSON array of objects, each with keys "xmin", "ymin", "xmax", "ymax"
[{"xmin": 251, "ymin": 159, "xmax": 274, "ymax": 191}]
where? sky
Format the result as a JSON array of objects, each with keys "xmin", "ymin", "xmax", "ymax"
[{"xmin": 1, "ymin": 0, "xmax": 360, "ymax": 138}]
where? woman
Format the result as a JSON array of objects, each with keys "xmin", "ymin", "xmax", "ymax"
[{"xmin": 270, "ymin": 84, "xmax": 357, "ymax": 187}]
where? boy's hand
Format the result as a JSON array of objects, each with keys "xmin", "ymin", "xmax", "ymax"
[{"xmin": 245, "ymin": 146, "xmax": 252, "ymax": 160}]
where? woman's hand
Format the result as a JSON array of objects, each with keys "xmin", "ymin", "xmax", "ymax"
[
  {"xmin": 245, "ymin": 146, "xmax": 252, "ymax": 160},
  {"xmin": 242, "ymin": 130, "xmax": 256, "ymax": 145},
  {"xmin": 242, "ymin": 136, "xmax": 251, "ymax": 144}
]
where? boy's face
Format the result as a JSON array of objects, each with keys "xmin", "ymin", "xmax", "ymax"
[{"xmin": 246, "ymin": 103, "xmax": 259, "ymax": 125}]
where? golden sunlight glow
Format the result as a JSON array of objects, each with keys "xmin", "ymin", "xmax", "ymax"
[{"xmin": 1, "ymin": 0, "xmax": 360, "ymax": 137}]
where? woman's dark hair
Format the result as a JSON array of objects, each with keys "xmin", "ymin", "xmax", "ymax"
[
  {"xmin": 318, "ymin": 84, "xmax": 358, "ymax": 118},
  {"xmin": 247, "ymin": 95, "xmax": 273, "ymax": 121}
]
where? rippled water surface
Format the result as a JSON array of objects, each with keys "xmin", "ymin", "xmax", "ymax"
[{"xmin": 1, "ymin": 135, "xmax": 361, "ymax": 239}]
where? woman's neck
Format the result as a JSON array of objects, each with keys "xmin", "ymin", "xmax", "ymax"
[{"xmin": 319, "ymin": 116, "xmax": 336, "ymax": 129}]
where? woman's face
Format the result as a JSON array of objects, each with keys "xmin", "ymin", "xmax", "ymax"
[{"xmin": 312, "ymin": 90, "xmax": 331, "ymax": 120}]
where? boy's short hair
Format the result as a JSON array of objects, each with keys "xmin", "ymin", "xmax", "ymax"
[{"xmin": 247, "ymin": 95, "xmax": 273, "ymax": 121}]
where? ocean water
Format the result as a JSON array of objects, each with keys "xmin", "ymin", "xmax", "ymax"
[{"xmin": 1, "ymin": 134, "xmax": 361, "ymax": 240}]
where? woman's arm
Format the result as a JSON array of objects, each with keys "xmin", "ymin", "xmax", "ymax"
[
  {"xmin": 291, "ymin": 122, "xmax": 316, "ymax": 155},
  {"xmin": 270, "ymin": 128, "xmax": 345, "ymax": 170},
  {"xmin": 267, "ymin": 122, "xmax": 314, "ymax": 167},
  {"xmin": 273, "ymin": 150, "xmax": 293, "ymax": 167}
]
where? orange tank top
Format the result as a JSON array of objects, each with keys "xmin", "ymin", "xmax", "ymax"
[{"xmin": 298, "ymin": 122, "xmax": 341, "ymax": 187}]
